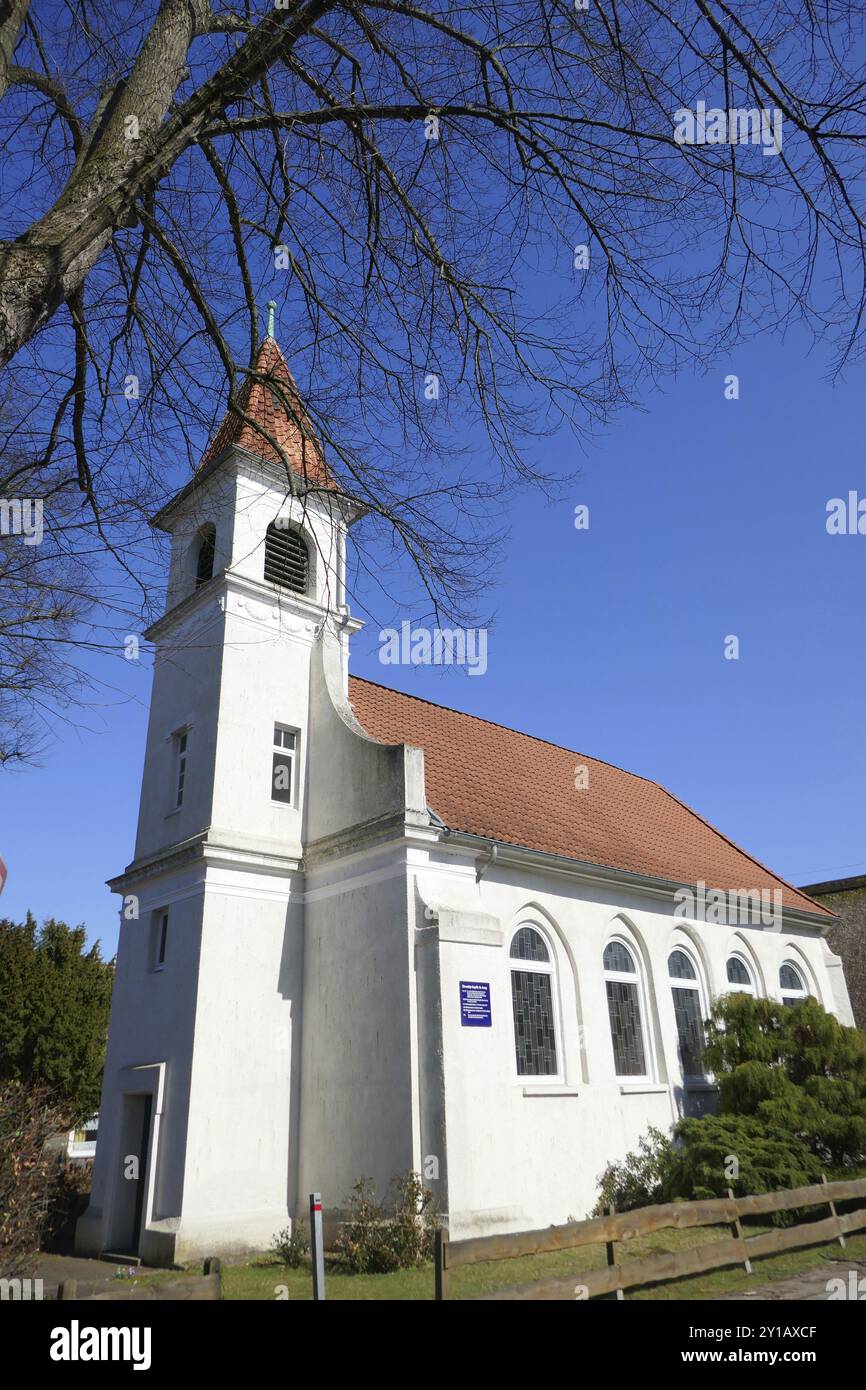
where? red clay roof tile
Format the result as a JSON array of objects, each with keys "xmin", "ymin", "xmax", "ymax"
[
  {"xmin": 200, "ymin": 338, "xmax": 337, "ymax": 490},
  {"xmin": 347, "ymin": 676, "xmax": 828, "ymax": 918}
]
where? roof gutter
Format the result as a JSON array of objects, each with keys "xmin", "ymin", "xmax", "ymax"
[
  {"xmin": 431, "ymin": 827, "xmax": 837, "ymax": 933},
  {"xmin": 429, "ymin": 806, "xmax": 497, "ymax": 882}
]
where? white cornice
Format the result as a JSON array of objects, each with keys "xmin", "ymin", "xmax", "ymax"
[
  {"xmin": 108, "ymin": 831, "xmax": 303, "ymax": 892},
  {"xmin": 145, "ymin": 567, "xmax": 362, "ymax": 643},
  {"xmin": 304, "ymin": 811, "xmax": 438, "ymax": 870},
  {"xmin": 433, "ymin": 829, "xmax": 835, "ymax": 935}
]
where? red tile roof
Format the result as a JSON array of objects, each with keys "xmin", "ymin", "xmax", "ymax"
[
  {"xmin": 347, "ymin": 677, "xmax": 829, "ymax": 918},
  {"xmin": 200, "ymin": 338, "xmax": 337, "ymax": 490}
]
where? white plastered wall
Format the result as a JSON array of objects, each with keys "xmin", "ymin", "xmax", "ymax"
[{"xmin": 411, "ymin": 848, "xmax": 852, "ymax": 1239}]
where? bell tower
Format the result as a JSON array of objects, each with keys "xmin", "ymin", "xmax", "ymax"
[{"xmin": 78, "ymin": 322, "xmax": 362, "ymax": 1264}]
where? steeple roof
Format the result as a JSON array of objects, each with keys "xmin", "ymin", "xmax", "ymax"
[{"xmin": 200, "ymin": 336, "xmax": 338, "ymax": 491}]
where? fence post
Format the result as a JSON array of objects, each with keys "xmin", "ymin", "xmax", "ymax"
[
  {"xmin": 726, "ymin": 1187, "xmax": 752, "ymax": 1275},
  {"xmin": 821, "ymin": 1173, "xmax": 846, "ymax": 1249},
  {"xmin": 435, "ymin": 1227, "xmax": 449, "ymax": 1301},
  {"xmin": 56, "ymin": 1278, "xmax": 77, "ymax": 1301},
  {"xmin": 310, "ymin": 1192, "xmax": 326, "ymax": 1301},
  {"xmin": 604, "ymin": 1204, "xmax": 624, "ymax": 1300}
]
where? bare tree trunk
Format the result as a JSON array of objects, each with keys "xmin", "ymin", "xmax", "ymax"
[
  {"xmin": 0, "ymin": 0, "xmax": 332, "ymax": 366},
  {"xmin": 0, "ymin": 0, "xmax": 30, "ymax": 101},
  {"xmin": 0, "ymin": 0, "xmax": 210, "ymax": 360}
]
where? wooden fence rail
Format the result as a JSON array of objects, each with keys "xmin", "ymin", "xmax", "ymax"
[{"xmin": 434, "ymin": 1175, "xmax": 866, "ymax": 1301}]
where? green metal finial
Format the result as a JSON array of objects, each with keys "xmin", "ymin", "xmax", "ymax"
[{"xmin": 267, "ymin": 300, "xmax": 276, "ymax": 338}]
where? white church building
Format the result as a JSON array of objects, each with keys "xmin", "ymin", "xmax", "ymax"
[{"xmin": 76, "ymin": 334, "xmax": 854, "ymax": 1266}]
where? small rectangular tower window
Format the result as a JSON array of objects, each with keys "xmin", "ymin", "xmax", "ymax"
[
  {"xmin": 272, "ymin": 725, "xmax": 297, "ymax": 804},
  {"xmin": 174, "ymin": 730, "xmax": 188, "ymax": 808},
  {"xmin": 152, "ymin": 911, "xmax": 169, "ymax": 971}
]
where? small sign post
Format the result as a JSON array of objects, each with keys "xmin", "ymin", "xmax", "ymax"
[{"xmin": 310, "ymin": 1192, "xmax": 326, "ymax": 1300}]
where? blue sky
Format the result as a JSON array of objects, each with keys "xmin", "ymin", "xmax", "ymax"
[{"xmin": 2, "ymin": 322, "xmax": 865, "ymax": 957}]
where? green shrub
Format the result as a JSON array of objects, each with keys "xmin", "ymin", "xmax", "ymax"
[
  {"xmin": 335, "ymin": 1171, "xmax": 437, "ymax": 1274},
  {"xmin": 593, "ymin": 994, "xmax": 866, "ymax": 1217},
  {"xmin": 0, "ymin": 916, "xmax": 113, "ymax": 1122},
  {"xmin": 271, "ymin": 1221, "xmax": 310, "ymax": 1268},
  {"xmin": 664, "ymin": 1114, "xmax": 822, "ymax": 1204},
  {"xmin": 705, "ymin": 994, "xmax": 866, "ymax": 1169},
  {"xmin": 593, "ymin": 1126, "xmax": 674, "ymax": 1214}
]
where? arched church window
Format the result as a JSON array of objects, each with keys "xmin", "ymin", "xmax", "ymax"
[
  {"xmin": 668, "ymin": 948, "xmax": 707, "ymax": 1080},
  {"xmin": 779, "ymin": 961, "xmax": 808, "ymax": 1007},
  {"xmin": 195, "ymin": 525, "xmax": 216, "ymax": 587},
  {"xmin": 726, "ymin": 954, "xmax": 755, "ymax": 995},
  {"xmin": 603, "ymin": 939, "xmax": 648, "ymax": 1078},
  {"xmin": 509, "ymin": 925, "xmax": 559, "ymax": 1077},
  {"xmin": 265, "ymin": 521, "xmax": 309, "ymax": 593}
]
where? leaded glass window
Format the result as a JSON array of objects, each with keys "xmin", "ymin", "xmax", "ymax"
[
  {"xmin": 671, "ymin": 987, "xmax": 704, "ymax": 1075},
  {"xmin": 780, "ymin": 961, "xmax": 807, "ymax": 1007},
  {"xmin": 669, "ymin": 949, "xmax": 696, "ymax": 980},
  {"xmin": 603, "ymin": 940, "xmax": 648, "ymax": 1078},
  {"xmin": 510, "ymin": 926, "xmax": 550, "ymax": 963},
  {"xmin": 726, "ymin": 955, "xmax": 754, "ymax": 992},
  {"xmin": 509, "ymin": 926, "xmax": 558, "ymax": 1077},
  {"xmin": 668, "ymin": 949, "xmax": 706, "ymax": 1079},
  {"xmin": 510, "ymin": 970, "xmax": 557, "ymax": 1076},
  {"xmin": 603, "ymin": 940, "xmax": 634, "ymax": 974}
]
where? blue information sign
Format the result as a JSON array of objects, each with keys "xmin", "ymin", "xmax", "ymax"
[{"xmin": 460, "ymin": 980, "xmax": 492, "ymax": 1027}]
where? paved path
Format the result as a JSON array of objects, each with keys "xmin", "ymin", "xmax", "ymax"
[
  {"xmin": 33, "ymin": 1252, "xmax": 161, "ymax": 1300},
  {"xmin": 32, "ymin": 1253, "xmax": 220, "ymax": 1301},
  {"xmin": 720, "ymin": 1256, "xmax": 866, "ymax": 1301}
]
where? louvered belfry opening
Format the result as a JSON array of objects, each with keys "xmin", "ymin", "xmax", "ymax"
[{"xmin": 264, "ymin": 521, "xmax": 309, "ymax": 594}]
